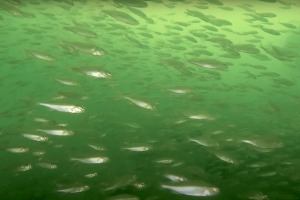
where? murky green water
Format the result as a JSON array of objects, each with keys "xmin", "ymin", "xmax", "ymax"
[{"xmin": 0, "ymin": 0, "xmax": 300, "ymax": 199}]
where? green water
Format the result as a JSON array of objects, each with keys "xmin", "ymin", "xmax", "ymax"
[{"xmin": 0, "ymin": 0, "xmax": 300, "ymax": 199}]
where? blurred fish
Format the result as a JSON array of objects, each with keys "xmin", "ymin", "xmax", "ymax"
[
  {"xmin": 37, "ymin": 129, "xmax": 73, "ymax": 136},
  {"xmin": 123, "ymin": 146, "xmax": 150, "ymax": 152},
  {"xmin": 25, "ymin": 49, "xmax": 56, "ymax": 61},
  {"xmin": 71, "ymin": 156, "xmax": 108, "ymax": 164},
  {"xmin": 57, "ymin": 185, "xmax": 89, "ymax": 193},
  {"xmin": 103, "ymin": 10, "xmax": 139, "ymax": 25},
  {"xmin": 72, "ymin": 66, "xmax": 111, "ymax": 78},
  {"xmin": 6, "ymin": 148, "xmax": 29, "ymax": 153},
  {"xmin": 36, "ymin": 163, "xmax": 57, "ymax": 169},
  {"xmin": 23, "ymin": 134, "xmax": 48, "ymax": 142},
  {"xmin": 124, "ymin": 96, "xmax": 155, "ymax": 110},
  {"xmin": 63, "ymin": 26, "xmax": 97, "ymax": 38},
  {"xmin": 60, "ymin": 40, "xmax": 106, "ymax": 56}
]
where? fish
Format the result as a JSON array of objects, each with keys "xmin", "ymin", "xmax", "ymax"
[
  {"xmin": 164, "ymin": 174, "xmax": 187, "ymax": 182},
  {"xmin": 214, "ymin": 152, "xmax": 236, "ymax": 164},
  {"xmin": 55, "ymin": 78, "xmax": 79, "ymax": 86},
  {"xmin": 113, "ymin": 0, "xmax": 148, "ymax": 8},
  {"xmin": 166, "ymin": 86, "xmax": 192, "ymax": 94},
  {"xmin": 241, "ymin": 136, "xmax": 284, "ymax": 149},
  {"xmin": 70, "ymin": 156, "xmax": 108, "ymax": 164},
  {"xmin": 85, "ymin": 173, "xmax": 98, "ymax": 178},
  {"xmin": 60, "ymin": 40, "xmax": 106, "ymax": 56},
  {"xmin": 6, "ymin": 148, "xmax": 29, "ymax": 153},
  {"xmin": 187, "ymin": 58, "xmax": 228, "ymax": 70},
  {"xmin": 72, "ymin": 66, "xmax": 111, "ymax": 78},
  {"xmin": 88, "ymin": 144, "xmax": 106, "ymax": 151},
  {"xmin": 25, "ymin": 49, "xmax": 56, "ymax": 61},
  {"xmin": 124, "ymin": 96, "xmax": 155, "ymax": 110},
  {"xmin": 180, "ymin": 111, "xmax": 216, "ymax": 120},
  {"xmin": 190, "ymin": 137, "xmax": 219, "ymax": 147},
  {"xmin": 23, "ymin": 134, "xmax": 48, "ymax": 142},
  {"xmin": 161, "ymin": 181, "xmax": 219, "ymax": 197},
  {"xmin": 14, "ymin": 164, "xmax": 32, "ymax": 172},
  {"xmin": 127, "ymin": 6, "xmax": 148, "ymax": 19},
  {"xmin": 63, "ymin": 26, "xmax": 98, "ymax": 38},
  {"xmin": 37, "ymin": 129, "xmax": 73, "ymax": 136},
  {"xmin": 123, "ymin": 146, "xmax": 150, "ymax": 152},
  {"xmin": 36, "ymin": 163, "xmax": 57, "ymax": 169},
  {"xmin": 272, "ymin": 78, "xmax": 295, "ymax": 86},
  {"xmin": 38, "ymin": 103, "xmax": 84, "ymax": 113},
  {"xmin": 260, "ymin": 26, "xmax": 281, "ymax": 35},
  {"xmin": 57, "ymin": 185, "xmax": 89, "ymax": 193},
  {"xmin": 103, "ymin": 10, "xmax": 139, "ymax": 25}
]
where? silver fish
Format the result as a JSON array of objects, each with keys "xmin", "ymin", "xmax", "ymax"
[
  {"xmin": 162, "ymin": 181, "xmax": 219, "ymax": 197},
  {"xmin": 57, "ymin": 185, "xmax": 89, "ymax": 193},
  {"xmin": 37, "ymin": 129, "xmax": 73, "ymax": 136},
  {"xmin": 70, "ymin": 156, "xmax": 108, "ymax": 164},
  {"xmin": 23, "ymin": 134, "xmax": 48, "ymax": 142},
  {"xmin": 124, "ymin": 96, "xmax": 155, "ymax": 110},
  {"xmin": 123, "ymin": 146, "xmax": 150, "ymax": 152},
  {"xmin": 6, "ymin": 148, "xmax": 29, "ymax": 153},
  {"xmin": 25, "ymin": 49, "xmax": 56, "ymax": 61},
  {"xmin": 38, "ymin": 103, "xmax": 84, "ymax": 113}
]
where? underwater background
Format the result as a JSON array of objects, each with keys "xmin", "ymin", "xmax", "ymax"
[{"xmin": 0, "ymin": 0, "xmax": 300, "ymax": 199}]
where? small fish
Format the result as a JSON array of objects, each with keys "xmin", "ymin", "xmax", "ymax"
[
  {"xmin": 57, "ymin": 185, "xmax": 89, "ymax": 193},
  {"xmin": 70, "ymin": 156, "xmax": 108, "ymax": 164},
  {"xmin": 60, "ymin": 40, "xmax": 106, "ymax": 56},
  {"xmin": 161, "ymin": 181, "xmax": 219, "ymax": 197},
  {"xmin": 38, "ymin": 103, "xmax": 84, "ymax": 113},
  {"xmin": 88, "ymin": 144, "xmax": 105, "ymax": 151},
  {"xmin": 37, "ymin": 129, "xmax": 73, "ymax": 136},
  {"xmin": 55, "ymin": 78, "xmax": 79, "ymax": 86},
  {"xmin": 85, "ymin": 173, "xmax": 98, "ymax": 178},
  {"xmin": 63, "ymin": 26, "xmax": 97, "ymax": 38},
  {"xmin": 164, "ymin": 174, "xmax": 187, "ymax": 182},
  {"xmin": 36, "ymin": 163, "xmax": 57, "ymax": 169},
  {"xmin": 6, "ymin": 148, "xmax": 29, "ymax": 153},
  {"xmin": 23, "ymin": 134, "xmax": 48, "ymax": 142},
  {"xmin": 123, "ymin": 146, "xmax": 150, "ymax": 152},
  {"xmin": 214, "ymin": 152, "xmax": 236, "ymax": 164},
  {"xmin": 155, "ymin": 159, "xmax": 173, "ymax": 164},
  {"xmin": 14, "ymin": 164, "xmax": 32, "ymax": 172},
  {"xmin": 72, "ymin": 66, "xmax": 111, "ymax": 78},
  {"xmin": 25, "ymin": 49, "xmax": 56, "ymax": 61},
  {"xmin": 124, "ymin": 96, "xmax": 155, "ymax": 110}
]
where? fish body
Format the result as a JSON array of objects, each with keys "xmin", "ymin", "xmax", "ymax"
[
  {"xmin": 70, "ymin": 157, "xmax": 108, "ymax": 164},
  {"xmin": 37, "ymin": 129, "xmax": 73, "ymax": 136},
  {"xmin": 124, "ymin": 96, "xmax": 155, "ymax": 110},
  {"xmin": 38, "ymin": 103, "xmax": 84, "ymax": 113},
  {"xmin": 162, "ymin": 183, "xmax": 219, "ymax": 197},
  {"xmin": 61, "ymin": 40, "xmax": 106, "ymax": 56},
  {"xmin": 57, "ymin": 185, "xmax": 89, "ymax": 193},
  {"xmin": 26, "ymin": 49, "xmax": 56, "ymax": 61}
]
